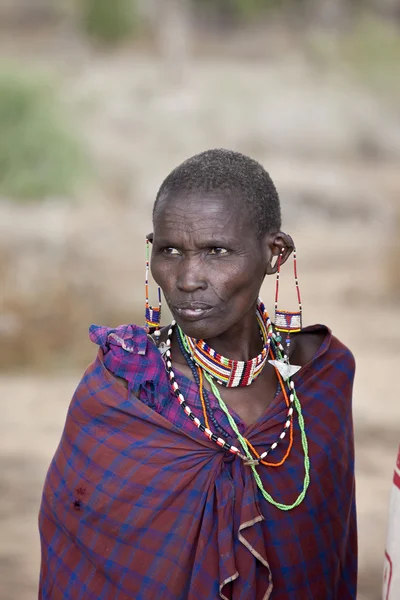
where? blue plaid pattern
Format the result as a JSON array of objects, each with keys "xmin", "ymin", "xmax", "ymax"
[{"xmin": 39, "ymin": 323, "xmax": 357, "ymax": 599}]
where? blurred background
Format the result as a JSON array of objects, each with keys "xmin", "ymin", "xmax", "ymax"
[{"xmin": 0, "ymin": 1, "xmax": 399, "ymax": 599}]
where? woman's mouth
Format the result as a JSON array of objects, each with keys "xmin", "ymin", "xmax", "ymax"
[{"xmin": 173, "ymin": 303, "xmax": 214, "ymax": 322}]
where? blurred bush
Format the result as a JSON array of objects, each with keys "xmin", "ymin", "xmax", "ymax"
[
  {"xmin": 0, "ymin": 70, "xmax": 86, "ymax": 200},
  {"xmin": 81, "ymin": 0, "xmax": 140, "ymax": 45},
  {"xmin": 194, "ymin": 0, "xmax": 285, "ymax": 23},
  {"xmin": 340, "ymin": 15, "xmax": 400, "ymax": 74}
]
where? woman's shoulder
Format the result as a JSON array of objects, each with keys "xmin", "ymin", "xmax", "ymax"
[
  {"xmin": 292, "ymin": 324, "xmax": 355, "ymax": 373},
  {"xmin": 88, "ymin": 323, "xmax": 166, "ymax": 395},
  {"xmin": 89, "ymin": 323, "xmax": 150, "ymax": 354}
]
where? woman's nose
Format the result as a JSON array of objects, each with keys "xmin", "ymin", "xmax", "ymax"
[{"xmin": 176, "ymin": 257, "xmax": 207, "ymax": 292}]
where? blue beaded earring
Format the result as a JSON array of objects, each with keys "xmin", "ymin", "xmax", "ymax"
[
  {"xmin": 145, "ymin": 237, "xmax": 162, "ymax": 337},
  {"xmin": 268, "ymin": 247, "xmax": 303, "ymax": 380},
  {"xmin": 273, "ymin": 247, "xmax": 302, "ymax": 350}
]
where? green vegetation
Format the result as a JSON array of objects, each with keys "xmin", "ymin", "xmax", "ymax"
[
  {"xmin": 197, "ymin": 0, "xmax": 285, "ymax": 21},
  {"xmin": 81, "ymin": 0, "xmax": 139, "ymax": 45},
  {"xmin": 307, "ymin": 15, "xmax": 400, "ymax": 103},
  {"xmin": 0, "ymin": 70, "xmax": 86, "ymax": 200},
  {"xmin": 341, "ymin": 16, "xmax": 400, "ymax": 74}
]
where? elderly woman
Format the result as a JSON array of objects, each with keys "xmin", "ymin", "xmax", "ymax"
[{"xmin": 39, "ymin": 149, "xmax": 357, "ymax": 599}]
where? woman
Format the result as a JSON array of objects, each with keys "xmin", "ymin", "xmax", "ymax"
[{"xmin": 39, "ymin": 149, "xmax": 357, "ymax": 599}]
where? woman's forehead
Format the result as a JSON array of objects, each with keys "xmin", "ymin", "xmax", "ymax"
[{"xmin": 153, "ymin": 191, "xmax": 253, "ymax": 233}]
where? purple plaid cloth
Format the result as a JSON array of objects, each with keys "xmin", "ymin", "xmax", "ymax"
[{"xmin": 39, "ymin": 323, "xmax": 357, "ymax": 599}]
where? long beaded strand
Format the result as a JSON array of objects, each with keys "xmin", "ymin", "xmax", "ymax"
[
  {"xmin": 163, "ymin": 323, "xmax": 247, "ymax": 460},
  {"xmin": 203, "ymin": 370, "xmax": 310, "ymax": 511},
  {"xmin": 244, "ymin": 346, "xmax": 294, "ymax": 468},
  {"xmin": 178, "ymin": 324, "xmax": 294, "ymax": 459},
  {"xmin": 163, "ymin": 322, "xmax": 310, "ymax": 510},
  {"xmin": 176, "ymin": 326, "xmax": 230, "ymax": 438},
  {"xmin": 179, "ymin": 326, "xmax": 294, "ymax": 461}
]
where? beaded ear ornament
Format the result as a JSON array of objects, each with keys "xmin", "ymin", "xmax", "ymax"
[
  {"xmin": 268, "ymin": 247, "xmax": 302, "ymax": 381},
  {"xmin": 145, "ymin": 237, "xmax": 162, "ymax": 337}
]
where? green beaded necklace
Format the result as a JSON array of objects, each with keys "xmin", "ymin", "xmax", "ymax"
[{"xmin": 179, "ymin": 328, "xmax": 310, "ymax": 511}]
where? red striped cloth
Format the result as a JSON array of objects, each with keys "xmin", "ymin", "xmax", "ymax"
[{"xmin": 39, "ymin": 324, "xmax": 357, "ymax": 599}]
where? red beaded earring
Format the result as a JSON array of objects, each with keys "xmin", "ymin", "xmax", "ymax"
[
  {"xmin": 145, "ymin": 237, "xmax": 162, "ymax": 337},
  {"xmin": 274, "ymin": 247, "xmax": 302, "ymax": 352}
]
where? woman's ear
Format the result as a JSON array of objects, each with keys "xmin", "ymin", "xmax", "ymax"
[{"xmin": 265, "ymin": 232, "xmax": 295, "ymax": 275}]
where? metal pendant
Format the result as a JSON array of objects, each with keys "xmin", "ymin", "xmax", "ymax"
[
  {"xmin": 158, "ymin": 342, "xmax": 169, "ymax": 356},
  {"xmin": 268, "ymin": 359, "xmax": 301, "ymax": 381}
]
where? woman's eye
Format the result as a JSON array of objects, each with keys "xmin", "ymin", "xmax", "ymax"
[
  {"xmin": 163, "ymin": 247, "xmax": 180, "ymax": 255},
  {"xmin": 209, "ymin": 247, "xmax": 228, "ymax": 255}
]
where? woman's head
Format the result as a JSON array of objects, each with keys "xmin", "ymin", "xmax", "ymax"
[
  {"xmin": 153, "ymin": 148, "xmax": 281, "ymax": 238},
  {"xmin": 150, "ymin": 149, "xmax": 293, "ymax": 339}
]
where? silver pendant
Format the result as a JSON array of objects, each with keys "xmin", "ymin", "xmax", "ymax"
[
  {"xmin": 268, "ymin": 359, "xmax": 301, "ymax": 381},
  {"xmin": 158, "ymin": 342, "xmax": 169, "ymax": 356}
]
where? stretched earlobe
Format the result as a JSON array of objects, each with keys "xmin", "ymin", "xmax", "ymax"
[
  {"xmin": 264, "ymin": 232, "xmax": 295, "ymax": 275},
  {"xmin": 266, "ymin": 246, "xmax": 292, "ymax": 275},
  {"xmin": 265, "ymin": 253, "xmax": 280, "ymax": 275}
]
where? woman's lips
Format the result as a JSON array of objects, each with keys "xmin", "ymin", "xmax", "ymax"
[{"xmin": 173, "ymin": 304, "xmax": 213, "ymax": 322}]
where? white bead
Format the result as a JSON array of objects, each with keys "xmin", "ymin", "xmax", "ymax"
[
  {"xmin": 170, "ymin": 371, "xmax": 175, "ymax": 379},
  {"xmin": 271, "ymin": 442, "xmax": 278, "ymax": 450},
  {"xmin": 260, "ymin": 451, "xmax": 268, "ymax": 459},
  {"xmin": 290, "ymin": 394, "xmax": 294, "ymax": 403},
  {"xmin": 194, "ymin": 418, "xmax": 200, "ymax": 426},
  {"xmin": 184, "ymin": 406, "xmax": 191, "ymax": 415},
  {"xmin": 178, "ymin": 394, "xmax": 185, "ymax": 403},
  {"xmin": 290, "ymin": 381, "xmax": 294, "ymax": 389},
  {"xmin": 167, "ymin": 361, "xmax": 172, "ymax": 368},
  {"xmin": 173, "ymin": 382, "xmax": 178, "ymax": 390},
  {"xmin": 285, "ymin": 420, "xmax": 291, "ymax": 428},
  {"xmin": 288, "ymin": 408, "xmax": 293, "ymax": 416},
  {"xmin": 280, "ymin": 431, "xmax": 286, "ymax": 439},
  {"xmin": 231, "ymin": 446, "xmax": 239, "ymax": 453},
  {"xmin": 166, "ymin": 339, "xmax": 171, "ymax": 346}
]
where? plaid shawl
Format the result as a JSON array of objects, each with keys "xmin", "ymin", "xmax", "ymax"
[{"xmin": 39, "ymin": 324, "xmax": 357, "ymax": 599}]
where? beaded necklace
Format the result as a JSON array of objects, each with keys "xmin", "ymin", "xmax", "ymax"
[
  {"xmin": 162, "ymin": 321, "xmax": 310, "ymax": 510},
  {"xmin": 183, "ymin": 300, "xmax": 273, "ymax": 387},
  {"xmin": 178, "ymin": 326, "xmax": 295, "ymax": 465},
  {"xmin": 176, "ymin": 329, "xmax": 230, "ymax": 439},
  {"xmin": 179, "ymin": 327, "xmax": 294, "ymax": 460},
  {"xmin": 201, "ymin": 368, "xmax": 310, "ymax": 510}
]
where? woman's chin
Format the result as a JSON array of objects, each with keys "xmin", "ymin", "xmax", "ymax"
[{"xmin": 174, "ymin": 316, "xmax": 221, "ymax": 341}]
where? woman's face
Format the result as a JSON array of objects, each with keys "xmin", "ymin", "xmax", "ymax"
[{"xmin": 151, "ymin": 192, "xmax": 273, "ymax": 340}]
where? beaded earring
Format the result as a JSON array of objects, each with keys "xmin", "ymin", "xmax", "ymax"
[
  {"xmin": 274, "ymin": 247, "xmax": 302, "ymax": 353},
  {"xmin": 145, "ymin": 237, "xmax": 162, "ymax": 337}
]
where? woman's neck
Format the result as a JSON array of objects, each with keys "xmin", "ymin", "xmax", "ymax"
[{"xmin": 202, "ymin": 304, "xmax": 262, "ymax": 362}]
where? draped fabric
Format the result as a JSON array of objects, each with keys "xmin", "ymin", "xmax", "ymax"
[
  {"xmin": 383, "ymin": 445, "xmax": 400, "ymax": 600},
  {"xmin": 39, "ymin": 324, "xmax": 357, "ymax": 599}
]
